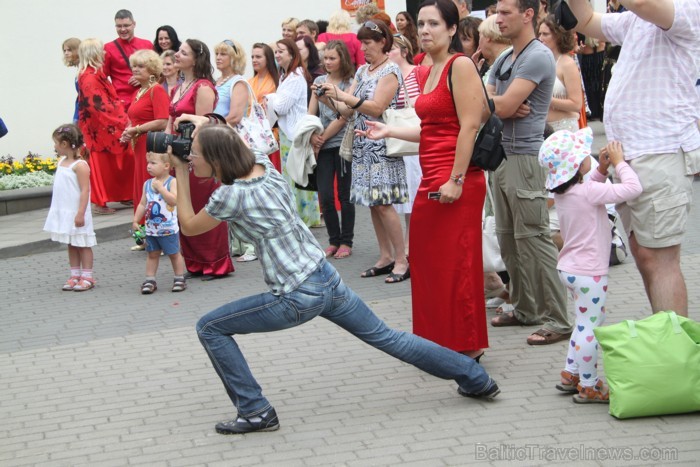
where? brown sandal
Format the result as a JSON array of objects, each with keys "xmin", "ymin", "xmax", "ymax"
[
  {"xmin": 490, "ymin": 311, "xmax": 524, "ymax": 327},
  {"xmin": 573, "ymin": 380, "xmax": 610, "ymax": 404},
  {"xmin": 556, "ymin": 370, "xmax": 580, "ymax": 394},
  {"xmin": 526, "ymin": 328, "xmax": 572, "ymax": 345}
]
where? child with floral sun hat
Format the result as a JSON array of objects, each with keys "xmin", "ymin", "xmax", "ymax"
[{"xmin": 538, "ymin": 127, "xmax": 642, "ymax": 403}]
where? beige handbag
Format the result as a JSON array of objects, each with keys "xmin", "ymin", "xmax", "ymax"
[
  {"xmin": 382, "ymin": 80, "xmax": 420, "ymax": 157},
  {"xmin": 339, "ymin": 113, "xmax": 355, "ymax": 162}
]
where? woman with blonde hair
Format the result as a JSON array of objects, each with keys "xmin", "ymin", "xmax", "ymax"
[
  {"xmin": 212, "ymin": 39, "xmax": 247, "ymax": 125},
  {"xmin": 317, "ymin": 10, "xmax": 365, "ymax": 66},
  {"xmin": 62, "ymin": 37, "xmax": 81, "ymax": 122},
  {"xmin": 77, "ymin": 38, "xmax": 134, "ymax": 214},
  {"xmin": 160, "ymin": 50, "xmax": 181, "ymax": 96},
  {"xmin": 119, "ymin": 49, "xmax": 170, "ymax": 239},
  {"xmin": 212, "ymin": 39, "xmax": 258, "ymax": 262},
  {"xmin": 477, "ymin": 14, "xmax": 512, "ymax": 83},
  {"xmin": 281, "ymin": 17, "xmax": 299, "ymax": 40},
  {"xmin": 388, "ymin": 34, "xmax": 424, "ymax": 257}
]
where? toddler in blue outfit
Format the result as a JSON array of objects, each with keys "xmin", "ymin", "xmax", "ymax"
[{"xmin": 133, "ymin": 152, "xmax": 186, "ymax": 294}]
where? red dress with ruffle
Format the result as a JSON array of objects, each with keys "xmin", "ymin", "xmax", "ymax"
[
  {"xmin": 412, "ymin": 54, "xmax": 488, "ymax": 352},
  {"xmin": 77, "ymin": 67, "xmax": 134, "ymax": 206},
  {"xmin": 127, "ymin": 85, "xmax": 170, "ymax": 218},
  {"xmin": 170, "ymin": 79, "xmax": 234, "ymax": 277}
]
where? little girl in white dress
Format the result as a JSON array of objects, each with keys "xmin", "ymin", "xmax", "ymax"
[{"xmin": 43, "ymin": 124, "xmax": 97, "ymax": 291}]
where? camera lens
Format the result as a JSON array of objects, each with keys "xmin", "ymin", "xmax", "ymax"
[{"xmin": 146, "ymin": 131, "xmax": 174, "ymax": 153}]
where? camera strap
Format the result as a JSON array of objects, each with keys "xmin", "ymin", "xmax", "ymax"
[{"xmin": 113, "ymin": 40, "xmax": 132, "ymax": 71}]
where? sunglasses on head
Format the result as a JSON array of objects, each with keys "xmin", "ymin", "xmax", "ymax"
[
  {"xmin": 364, "ymin": 21, "xmax": 384, "ymax": 37},
  {"xmin": 223, "ymin": 39, "xmax": 238, "ymax": 54}
]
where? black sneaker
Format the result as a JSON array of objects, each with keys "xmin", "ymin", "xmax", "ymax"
[
  {"xmin": 457, "ymin": 379, "xmax": 501, "ymax": 400},
  {"xmin": 215, "ymin": 408, "xmax": 280, "ymax": 434}
]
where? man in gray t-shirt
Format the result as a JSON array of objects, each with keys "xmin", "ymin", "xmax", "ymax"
[
  {"xmin": 486, "ymin": 0, "xmax": 571, "ymax": 345},
  {"xmin": 489, "ymin": 39, "xmax": 554, "ymax": 155}
]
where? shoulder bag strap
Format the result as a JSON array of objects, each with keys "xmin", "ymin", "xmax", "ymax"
[
  {"xmin": 448, "ymin": 57, "xmax": 495, "ymax": 116},
  {"xmin": 113, "ymin": 40, "xmax": 132, "ymax": 71}
]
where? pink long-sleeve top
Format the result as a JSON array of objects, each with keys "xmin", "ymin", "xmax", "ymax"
[{"xmin": 555, "ymin": 162, "xmax": 642, "ymax": 277}]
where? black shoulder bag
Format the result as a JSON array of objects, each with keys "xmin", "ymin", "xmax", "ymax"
[{"xmin": 448, "ymin": 58, "xmax": 506, "ymax": 171}]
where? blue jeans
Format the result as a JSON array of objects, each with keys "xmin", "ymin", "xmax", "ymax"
[{"xmin": 196, "ymin": 260, "xmax": 493, "ymax": 417}]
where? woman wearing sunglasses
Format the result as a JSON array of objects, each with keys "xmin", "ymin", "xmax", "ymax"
[
  {"xmin": 357, "ymin": 0, "xmax": 489, "ymax": 360},
  {"xmin": 319, "ymin": 19, "xmax": 410, "ymax": 284}
]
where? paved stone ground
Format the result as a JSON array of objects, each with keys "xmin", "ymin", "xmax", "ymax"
[{"xmin": 2, "ymin": 123, "xmax": 699, "ymax": 466}]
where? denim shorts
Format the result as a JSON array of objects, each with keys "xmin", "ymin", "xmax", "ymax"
[{"xmin": 146, "ymin": 234, "xmax": 180, "ymax": 255}]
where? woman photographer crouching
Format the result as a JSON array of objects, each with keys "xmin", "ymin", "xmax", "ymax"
[{"xmin": 170, "ymin": 114, "xmax": 499, "ymax": 435}]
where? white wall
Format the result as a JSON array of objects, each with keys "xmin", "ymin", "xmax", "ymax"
[{"xmin": 0, "ymin": 0, "xmax": 406, "ymax": 159}]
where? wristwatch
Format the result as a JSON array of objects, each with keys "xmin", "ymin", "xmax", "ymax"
[{"xmin": 450, "ymin": 173, "xmax": 465, "ymax": 185}]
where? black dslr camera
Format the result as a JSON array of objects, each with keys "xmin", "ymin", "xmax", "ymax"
[{"xmin": 146, "ymin": 122, "xmax": 195, "ymax": 160}]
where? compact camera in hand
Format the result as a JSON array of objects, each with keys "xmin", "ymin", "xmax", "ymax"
[
  {"xmin": 315, "ymin": 87, "xmax": 326, "ymax": 98},
  {"xmin": 146, "ymin": 122, "xmax": 196, "ymax": 160}
]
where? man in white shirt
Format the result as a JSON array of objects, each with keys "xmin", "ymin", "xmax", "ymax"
[{"xmin": 569, "ymin": 0, "xmax": 700, "ymax": 317}]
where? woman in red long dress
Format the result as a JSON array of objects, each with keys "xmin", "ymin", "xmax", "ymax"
[
  {"xmin": 360, "ymin": 0, "xmax": 488, "ymax": 358},
  {"xmin": 120, "ymin": 50, "xmax": 170, "ymax": 229},
  {"xmin": 77, "ymin": 38, "xmax": 134, "ymax": 213},
  {"xmin": 169, "ymin": 39, "xmax": 234, "ymax": 279}
]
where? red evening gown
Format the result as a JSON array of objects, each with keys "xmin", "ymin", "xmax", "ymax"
[
  {"xmin": 170, "ymin": 79, "xmax": 234, "ymax": 277},
  {"xmin": 127, "ymin": 84, "xmax": 170, "ymax": 221},
  {"xmin": 412, "ymin": 54, "xmax": 488, "ymax": 352},
  {"xmin": 78, "ymin": 67, "xmax": 134, "ymax": 206}
]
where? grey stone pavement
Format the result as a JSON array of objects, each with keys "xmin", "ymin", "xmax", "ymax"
[{"xmin": 1, "ymin": 122, "xmax": 699, "ymax": 466}]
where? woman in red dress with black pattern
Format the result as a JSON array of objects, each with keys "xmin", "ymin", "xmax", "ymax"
[
  {"xmin": 77, "ymin": 38, "xmax": 134, "ymax": 214},
  {"xmin": 359, "ymin": 0, "xmax": 488, "ymax": 359},
  {"xmin": 169, "ymin": 39, "xmax": 234, "ymax": 279}
]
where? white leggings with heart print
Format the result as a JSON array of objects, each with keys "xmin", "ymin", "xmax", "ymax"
[{"xmin": 558, "ymin": 270, "xmax": 608, "ymax": 388}]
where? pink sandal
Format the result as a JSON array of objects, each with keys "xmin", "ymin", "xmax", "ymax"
[
  {"xmin": 62, "ymin": 276, "xmax": 80, "ymax": 291},
  {"xmin": 334, "ymin": 246, "xmax": 352, "ymax": 259},
  {"xmin": 73, "ymin": 277, "xmax": 95, "ymax": 292},
  {"xmin": 324, "ymin": 246, "xmax": 339, "ymax": 258}
]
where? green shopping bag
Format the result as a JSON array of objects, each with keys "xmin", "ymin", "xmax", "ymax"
[{"xmin": 594, "ymin": 311, "xmax": 700, "ymax": 419}]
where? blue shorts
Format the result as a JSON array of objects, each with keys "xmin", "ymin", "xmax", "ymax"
[{"xmin": 146, "ymin": 234, "xmax": 180, "ymax": 255}]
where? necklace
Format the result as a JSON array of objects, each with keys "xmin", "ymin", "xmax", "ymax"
[
  {"xmin": 171, "ymin": 79, "xmax": 196, "ymax": 108},
  {"xmin": 368, "ymin": 57, "xmax": 389, "ymax": 73},
  {"xmin": 133, "ymin": 83, "xmax": 155, "ymax": 103},
  {"xmin": 216, "ymin": 74, "xmax": 234, "ymax": 86}
]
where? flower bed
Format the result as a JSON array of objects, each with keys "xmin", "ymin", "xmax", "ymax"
[{"xmin": 0, "ymin": 154, "xmax": 56, "ymax": 190}]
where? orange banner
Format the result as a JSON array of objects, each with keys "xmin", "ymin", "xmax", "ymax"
[{"xmin": 341, "ymin": 0, "xmax": 385, "ymax": 16}]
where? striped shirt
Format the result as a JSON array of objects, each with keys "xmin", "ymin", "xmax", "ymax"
[
  {"xmin": 395, "ymin": 67, "xmax": 422, "ymax": 109},
  {"xmin": 601, "ymin": 0, "xmax": 700, "ymax": 159},
  {"xmin": 205, "ymin": 153, "xmax": 324, "ymax": 295}
]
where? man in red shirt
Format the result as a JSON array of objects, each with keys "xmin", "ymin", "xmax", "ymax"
[{"xmin": 103, "ymin": 9, "xmax": 153, "ymax": 110}]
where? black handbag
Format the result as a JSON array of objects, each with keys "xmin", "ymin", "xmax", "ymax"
[
  {"xmin": 448, "ymin": 59, "xmax": 506, "ymax": 171},
  {"xmin": 555, "ymin": 1, "xmax": 579, "ymax": 31}
]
